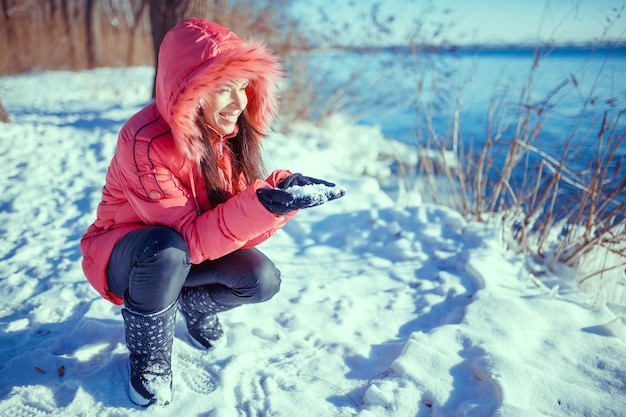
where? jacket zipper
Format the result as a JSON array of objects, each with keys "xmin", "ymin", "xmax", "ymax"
[{"xmin": 216, "ymin": 136, "xmax": 229, "ymax": 192}]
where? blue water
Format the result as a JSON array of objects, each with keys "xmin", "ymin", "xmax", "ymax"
[
  {"xmin": 385, "ymin": 49, "xmax": 623, "ymax": 144},
  {"xmin": 304, "ymin": 47, "xmax": 626, "ymax": 214}
]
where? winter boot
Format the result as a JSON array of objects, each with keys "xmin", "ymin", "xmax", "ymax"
[
  {"xmin": 122, "ymin": 301, "xmax": 177, "ymax": 406},
  {"xmin": 179, "ymin": 286, "xmax": 238, "ymax": 349}
]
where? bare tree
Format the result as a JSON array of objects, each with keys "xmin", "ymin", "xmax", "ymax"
[
  {"xmin": 149, "ymin": 0, "xmax": 217, "ymax": 97},
  {"xmin": 85, "ymin": 0, "xmax": 100, "ymax": 68},
  {"xmin": 2, "ymin": 0, "xmax": 16, "ymax": 60},
  {"xmin": 58, "ymin": 0, "xmax": 76, "ymax": 68},
  {"xmin": 124, "ymin": 0, "xmax": 149, "ymax": 65},
  {"xmin": 1, "ymin": 0, "xmax": 16, "ymax": 20},
  {"xmin": 44, "ymin": 0, "xmax": 77, "ymax": 69}
]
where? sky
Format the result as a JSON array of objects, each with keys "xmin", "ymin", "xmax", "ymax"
[
  {"xmin": 292, "ymin": 0, "xmax": 626, "ymax": 45},
  {"xmin": 435, "ymin": 0, "xmax": 625, "ymax": 44}
]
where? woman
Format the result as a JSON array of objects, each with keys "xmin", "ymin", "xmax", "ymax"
[{"xmin": 80, "ymin": 18, "xmax": 344, "ymax": 406}]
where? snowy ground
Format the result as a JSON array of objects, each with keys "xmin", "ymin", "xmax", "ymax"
[{"xmin": 0, "ymin": 67, "xmax": 625, "ymax": 417}]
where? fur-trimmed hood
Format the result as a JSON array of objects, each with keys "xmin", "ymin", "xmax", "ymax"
[{"xmin": 155, "ymin": 19, "xmax": 282, "ymax": 161}]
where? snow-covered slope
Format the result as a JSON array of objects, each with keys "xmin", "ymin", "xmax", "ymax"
[{"xmin": 0, "ymin": 68, "xmax": 624, "ymax": 417}]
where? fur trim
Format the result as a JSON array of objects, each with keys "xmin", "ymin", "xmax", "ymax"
[{"xmin": 155, "ymin": 19, "xmax": 283, "ymax": 162}]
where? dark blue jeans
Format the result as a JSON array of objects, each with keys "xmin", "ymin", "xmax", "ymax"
[{"xmin": 107, "ymin": 226, "xmax": 281, "ymax": 314}]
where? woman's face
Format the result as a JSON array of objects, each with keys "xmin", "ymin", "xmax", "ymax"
[{"xmin": 202, "ymin": 78, "xmax": 249, "ymax": 136}]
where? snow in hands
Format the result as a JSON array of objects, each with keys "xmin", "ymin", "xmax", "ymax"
[
  {"xmin": 284, "ymin": 182, "xmax": 347, "ymax": 208},
  {"xmin": 257, "ymin": 173, "xmax": 346, "ymax": 215}
]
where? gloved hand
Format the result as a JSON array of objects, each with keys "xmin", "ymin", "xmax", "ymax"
[
  {"xmin": 257, "ymin": 174, "xmax": 346, "ymax": 215},
  {"xmin": 276, "ymin": 173, "xmax": 336, "ymax": 190}
]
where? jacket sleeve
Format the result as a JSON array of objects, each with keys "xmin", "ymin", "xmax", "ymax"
[
  {"xmin": 239, "ymin": 169, "xmax": 297, "ymax": 248},
  {"xmin": 122, "ymin": 160, "xmax": 293, "ymax": 264}
]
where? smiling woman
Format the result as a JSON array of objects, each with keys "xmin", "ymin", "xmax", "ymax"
[{"xmin": 78, "ymin": 18, "xmax": 345, "ymax": 407}]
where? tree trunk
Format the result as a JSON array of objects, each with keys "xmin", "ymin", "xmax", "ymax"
[
  {"xmin": 56, "ymin": 0, "xmax": 77, "ymax": 70},
  {"xmin": 2, "ymin": 0, "xmax": 16, "ymax": 70},
  {"xmin": 149, "ymin": 0, "xmax": 216, "ymax": 97},
  {"xmin": 85, "ymin": 0, "xmax": 100, "ymax": 68}
]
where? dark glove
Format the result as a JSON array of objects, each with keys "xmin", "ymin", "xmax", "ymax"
[
  {"xmin": 257, "ymin": 188, "xmax": 298, "ymax": 215},
  {"xmin": 257, "ymin": 174, "xmax": 346, "ymax": 215},
  {"xmin": 277, "ymin": 173, "xmax": 336, "ymax": 190}
]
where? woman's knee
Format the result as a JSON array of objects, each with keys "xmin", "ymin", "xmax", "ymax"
[
  {"xmin": 231, "ymin": 257, "xmax": 281, "ymax": 303},
  {"xmin": 136, "ymin": 226, "xmax": 190, "ymax": 289},
  {"xmin": 140, "ymin": 226, "xmax": 190, "ymax": 265},
  {"xmin": 110, "ymin": 226, "xmax": 191, "ymax": 312},
  {"xmin": 251, "ymin": 261, "xmax": 281, "ymax": 302}
]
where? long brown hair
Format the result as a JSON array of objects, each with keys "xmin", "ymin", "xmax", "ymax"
[{"xmin": 195, "ymin": 109, "xmax": 268, "ymax": 208}]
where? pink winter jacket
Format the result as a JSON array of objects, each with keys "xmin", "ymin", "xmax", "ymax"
[{"xmin": 80, "ymin": 19, "xmax": 294, "ymax": 305}]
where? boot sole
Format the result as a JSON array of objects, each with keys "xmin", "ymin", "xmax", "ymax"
[
  {"xmin": 178, "ymin": 303, "xmax": 228, "ymax": 350},
  {"xmin": 129, "ymin": 382, "xmax": 155, "ymax": 406}
]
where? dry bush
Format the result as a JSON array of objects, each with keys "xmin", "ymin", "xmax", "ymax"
[
  {"xmin": 0, "ymin": 101, "xmax": 9, "ymax": 123},
  {"xmin": 405, "ymin": 1, "xmax": 626, "ymax": 305},
  {"xmin": 412, "ymin": 44, "xmax": 626, "ymax": 304},
  {"xmin": 1, "ymin": 0, "xmax": 155, "ymax": 74}
]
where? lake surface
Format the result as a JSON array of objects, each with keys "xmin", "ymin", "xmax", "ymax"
[{"xmin": 306, "ymin": 47, "xmax": 626, "ymax": 213}]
